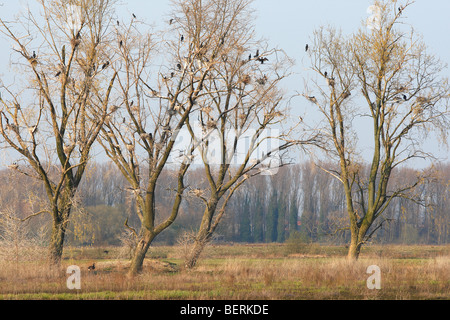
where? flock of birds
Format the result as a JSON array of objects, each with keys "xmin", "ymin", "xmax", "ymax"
[
  {"xmin": 303, "ymin": 39, "xmax": 409, "ymax": 104},
  {"xmin": 2, "ymin": 9, "xmax": 416, "ymax": 172}
]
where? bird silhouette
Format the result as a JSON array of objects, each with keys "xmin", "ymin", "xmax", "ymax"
[
  {"xmin": 305, "ymin": 44, "xmax": 309, "ymax": 52},
  {"xmin": 403, "ymin": 94, "xmax": 407, "ymax": 101},
  {"xmin": 177, "ymin": 63, "xmax": 182, "ymax": 70},
  {"xmin": 102, "ymin": 61, "xmax": 110, "ymax": 70},
  {"xmin": 132, "ymin": 13, "xmax": 136, "ymax": 19},
  {"xmin": 255, "ymin": 49, "xmax": 259, "ymax": 58},
  {"xmin": 181, "ymin": 35, "xmax": 184, "ymax": 42},
  {"xmin": 324, "ymin": 71, "xmax": 328, "ymax": 78},
  {"xmin": 257, "ymin": 57, "xmax": 269, "ymax": 64},
  {"xmin": 88, "ymin": 263, "xmax": 95, "ymax": 271}
]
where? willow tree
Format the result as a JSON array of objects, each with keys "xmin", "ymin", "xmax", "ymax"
[
  {"xmin": 303, "ymin": 0, "xmax": 449, "ymax": 259},
  {"xmin": 97, "ymin": 0, "xmax": 267, "ymax": 275},
  {"xmin": 0, "ymin": 0, "xmax": 118, "ymax": 265},
  {"xmin": 180, "ymin": 3, "xmax": 298, "ymax": 267}
]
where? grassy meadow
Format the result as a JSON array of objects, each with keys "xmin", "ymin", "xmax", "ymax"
[{"xmin": 0, "ymin": 243, "xmax": 448, "ymax": 300}]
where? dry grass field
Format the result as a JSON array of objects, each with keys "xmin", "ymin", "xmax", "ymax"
[{"xmin": 0, "ymin": 243, "xmax": 448, "ymax": 300}]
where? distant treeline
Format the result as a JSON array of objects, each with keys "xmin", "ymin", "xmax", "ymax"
[{"xmin": 0, "ymin": 161, "xmax": 448, "ymax": 246}]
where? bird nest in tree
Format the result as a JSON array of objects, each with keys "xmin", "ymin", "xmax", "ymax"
[{"xmin": 189, "ymin": 188, "xmax": 205, "ymax": 198}]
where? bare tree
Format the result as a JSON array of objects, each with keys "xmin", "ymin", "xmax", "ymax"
[
  {"xmin": 302, "ymin": 1, "xmax": 449, "ymax": 259},
  {"xmin": 0, "ymin": 0, "xmax": 118, "ymax": 265},
  {"xmin": 181, "ymin": 10, "xmax": 298, "ymax": 267},
  {"xmin": 97, "ymin": 0, "xmax": 252, "ymax": 275}
]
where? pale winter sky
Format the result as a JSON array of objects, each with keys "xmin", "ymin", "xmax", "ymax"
[{"xmin": 0, "ymin": 1, "xmax": 449, "ymax": 167}]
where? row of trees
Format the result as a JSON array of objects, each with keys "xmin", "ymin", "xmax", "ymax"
[
  {"xmin": 0, "ymin": 0, "xmax": 449, "ymax": 274},
  {"xmin": 0, "ymin": 0, "xmax": 301, "ymax": 274},
  {"xmin": 1, "ymin": 161, "xmax": 448, "ymax": 248},
  {"xmin": 226, "ymin": 162, "xmax": 450, "ymax": 245}
]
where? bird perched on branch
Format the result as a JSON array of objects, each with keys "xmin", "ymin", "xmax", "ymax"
[
  {"xmin": 28, "ymin": 125, "xmax": 38, "ymax": 135},
  {"xmin": 140, "ymin": 132, "xmax": 152, "ymax": 141},
  {"xmin": 326, "ymin": 77, "xmax": 335, "ymax": 88},
  {"xmin": 342, "ymin": 91, "xmax": 351, "ymax": 100},
  {"xmin": 305, "ymin": 44, "xmax": 309, "ymax": 52},
  {"xmin": 125, "ymin": 143, "xmax": 134, "ymax": 152},
  {"xmin": 307, "ymin": 96, "xmax": 317, "ymax": 103},
  {"xmin": 28, "ymin": 51, "xmax": 38, "ymax": 65},
  {"xmin": 110, "ymin": 105, "xmax": 119, "ymax": 113},
  {"xmin": 71, "ymin": 33, "xmax": 81, "ymax": 48}
]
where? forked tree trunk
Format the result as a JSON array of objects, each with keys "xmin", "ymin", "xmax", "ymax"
[{"xmin": 347, "ymin": 220, "xmax": 370, "ymax": 260}]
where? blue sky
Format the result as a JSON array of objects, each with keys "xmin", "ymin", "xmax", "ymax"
[
  {"xmin": 121, "ymin": 0, "xmax": 450, "ymax": 165},
  {"xmin": 0, "ymin": 0, "xmax": 449, "ymax": 166}
]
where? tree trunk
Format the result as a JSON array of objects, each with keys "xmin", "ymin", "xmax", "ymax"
[
  {"xmin": 347, "ymin": 235, "xmax": 362, "ymax": 260},
  {"xmin": 48, "ymin": 220, "xmax": 66, "ymax": 266},
  {"xmin": 128, "ymin": 229, "xmax": 155, "ymax": 276},
  {"xmin": 184, "ymin": 236, "xmax": 209, "ymax": 269},
  {"xmin": 184, "ymin": 201, "xmax": 218, "ymax": 269},
  {"xmin": 347, "ymin": 222, "xmax": 370, "ymax": 260}
]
